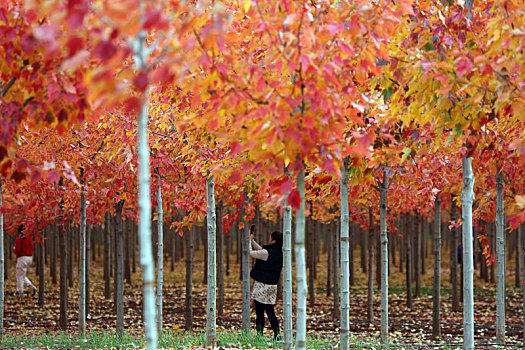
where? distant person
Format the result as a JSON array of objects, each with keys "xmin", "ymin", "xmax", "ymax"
[
  {"xmin": 249, "ymin": 224, "xmax": 283, "ymax": 342},
  {"xmin": 13, "ymin": 224, "xmax": 37, "ymax": 298}
]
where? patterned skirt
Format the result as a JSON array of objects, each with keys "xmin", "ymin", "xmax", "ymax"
[{"xmin": 252, "ymin": 280, "xmax": 277, "ymax": 305}]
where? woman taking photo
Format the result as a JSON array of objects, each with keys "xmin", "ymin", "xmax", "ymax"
[{"xmin": 249, "ymin": 224, "xmax": 283, "ymax": 341}]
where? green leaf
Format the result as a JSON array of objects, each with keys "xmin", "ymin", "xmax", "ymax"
[
  {"xmin": 423, "ymin": 42, "xmax": 435, "ymax": 51},
  {"xmin": 382, "ymin": 86, "xmax": 394, "ymax": 102}
]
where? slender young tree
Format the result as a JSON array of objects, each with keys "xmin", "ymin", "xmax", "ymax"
[
  {"xmin": 0, "ymin": 179, "xmax": 4, "ymax": 337},
  {"xmin": 217, "ymin": 201, "xmax": 224, "ymax": 318},
  {"xmin": 295, "ymin": 168, "xmax": 307, "ymax": 350},
  {"xmin": 185, "ymin": 226, "xmax": 194, "ymax": 331},
  {"xmin": 339, "ymin": 164, "xmax": 350, "ymax": 350},
  {"xmin": 104, "ymin": 212, "xmax": 111, "ymax": 299},
  {"xmin": 373, "ymin": 169, "xmax": 396, "ymax": 344},
  {"xmin": 495, "ymin": 167, "xmax": 505, "ymax": 344},
  {"xmin": 432, "ymin": 196, "xmax": 442, "ymax": 339},
  {"xmin": 241, "ymin": 195, "xmax": 251, "ymax": 332},
  {"xmin": 205, "ymin": 174, "xmax": 217, "ymax": 348},
  {"xmin": 156, "ymin": 181, "xmax": 164, "ymax": 332},
  {"xmin": 133, "ymin": 19, "xmax": 157, "ymax": 350},
  {"xmin": 115, "ymin": 200, "xmax": 125, "ymax": 337},
  {"xmin": 451, "ymin": 199, "xmax": 459, "ymax": 312},
  {"xmin": 79, "ymin": 173, "xmax": 87, "ymax": 337},
  {"xmin": 461, "ymin": 155, "xmax": 475, "ymax": 350},
  {"xmin": 283, "ymin": 198, "xmax": 293, "ymax": 350}
]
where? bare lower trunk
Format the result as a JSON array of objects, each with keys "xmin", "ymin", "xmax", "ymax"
[
  {"xmin": 432, "ymin": 197, "xmax": 441, "ymax": 339},
  {"xmin": 104, "ymin": 212, "xmax": 111, "ymax": 300},
  {"xmin": 185, "ymin": 226, "xmax": 194, "ymax": 331},
  {"xmin": 295, "ymin": 168, "xmax": 307, "ymax": 350},
  {"xmin": 379, "ymin": 171, "xmax": 390, "ymax": 345},
  {"xmin": 217, "ymin": 202, "xmax": 224, "ymax": 318},
  {"xmin": 339, "ymin": 166, "xmax": 350, "ymax": 350},
  {"xmin": 115, "ymin": 200, "xmax": 125, "ymax": 337},
  {"xmin": 495, "ymin": 168, "xmax": 505, "ymax": 344},
  {"xmin": 205, "ymin": 175, "xmax": 217, "ymax": 348},
  {"xmin": 156, "ymin": 184, "xmax": 164, "ymax": 332},
  {"xmin": 451, "ymin": 200, "xmax": 459, "ymax": 312},
  {"xmin": 367, "ymin": 207, "xmax": 374, "ymax": 322},
  {"xmin": 461, "ymin": 155, "xmax": 475, "ymax": 350},
  {"xmin": 241, "ymin": 195, "xmax": 250, "ymax": 333},
  {"xmin": 0, "ymin": 179, "xmax": 4, "ymax": 336},
  {"xmin": 59, "ymin": 224, "xmax": 68, "ymax": 330},
  {"xmin": 79, "ymin": 189, "xmax": 87, "ymax": 337},
  {"xmin": 283, "ymin": 199, "xmax": 293, "ymax": 350}
]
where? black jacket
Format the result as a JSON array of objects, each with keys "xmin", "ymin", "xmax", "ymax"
[{"xmin": 250, "ymin": 243, "xmax": 283, "ymax": 285}]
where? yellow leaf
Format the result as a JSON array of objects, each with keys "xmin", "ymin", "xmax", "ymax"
[
  {"xmin": 516, "ymin": 195, "xmax": 525, "ymax": 209},
  {"xmin": 243, "ymin": 0, "xmax": 251, "ymax": 12}
]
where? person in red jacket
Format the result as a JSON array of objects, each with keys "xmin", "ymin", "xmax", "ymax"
[{"xmin": 13, "ymin": 224, "xmax": 37, "ymax": 298}]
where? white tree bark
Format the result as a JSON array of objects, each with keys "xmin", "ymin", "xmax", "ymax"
[
  {"xmin": 156, "ymin": 182, "xmax": 164, "ymax": 332},
  {"xmin": 79, "ymin": 185, "xmax": 87, "ymax": 337},
  {"xmin": 379, "ymin": 171, "xmax": 389, "ymax": 344},
  {"xmin": 521, "ymin": 224, "xmax": 525, "ymax": 341},
  {"xmin": 495, "ymin": 168, "xmax": 505, "ymax": 344},
  {"xmin": 432, "ymin": 196, "xmax": 441, "ymax": 339},
  {"xmin": 115, "ymin": 200, "xmax": 125, "ymax": 337},
  {"xmin": 339, "ymin": 165, "xmax": 350, "ymax": 350},
  {"xmin": 133, "ymin": 26, "xmax": 157, "ymax": 349},
  {"xmin": 295, "ymin": 168, "xmax": 307, "ymax": 350},
  {"xmin": 283, "ymin": 197, "xmax": 293, "ymax": 350},
  {"xmin": 461, "ymin": 155, "xmax": 475, "ymax": 350},
  {"xmin": 0, "ymin": 179, "xmax": 4, "ymax": 337},
  {"xmin": 206, "ymin": 174, "xmax": 217, "ymax": 348},
  {"xmin": 241, "ymin": 195, "xmax": 251, "ymax": 332}
]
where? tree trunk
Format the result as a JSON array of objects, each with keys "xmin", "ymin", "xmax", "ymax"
[
  {"xmin": 68, "ymin": 224, "xmax": 74, "ymax": 288},
  {"xmin": 517, "ymin": 224, "xmax": 521, "ymax": 288},
  {"xmin": 104, "ymin": 212, "xmax": 111, "ymax": 300},
  {"xmin": 156, "ymin": 184, "xmax": 164, "ymax": 332},
  {"xmin": 0, "ymin": 179, "xmax": 4, "ymax": 336},
  {"xmin": 226, "ymin": 224, "xmax": 231, "ymax": 277},
  {"xmin": 490, "ymin": 223, "xmax": 495, "ymax": 284},
  {"xmin": 361, "ymin": 224, "xmax": 367, "ymax": 273},
  {"xmin": 38, "ymin": 226, "xmax": 45, "ymax": 308},
  {"xmin": 134, "ymin": 28, "xmax": 157, "ymax": 350},
  {"xmin": 185, "ymin": 226, "xmax": 194, "ymax": 331},
  {"xmin": 432, "ymin": 197, "xmax": 441, "ymax": 339},
  {"xmin": 415, "ymin": 215, "xmax": 421, "ymax": 298},
  {"xmin": 339, "ymin": 166, "xmax": 350, "ymax": 350},
  {"xmin": 451, "ymin": 199, "xmax": 459, "ymax": 312},
  {"xmin": 241, "ymin": 195, "xmax": 251, "ymax": 333},
  {"xmin": 308, "ymin": 228, "xmax": 315, "ymax": 308},
  {"xmin": 205, "ymin": 174, "xmax": 217, "ymax": 348},
  {"xmin": 295, "ymin": 168, "xmax": 307, "ymax": 350},
  {"xmin": 217, "ymin": 201, "xmax": 224, "ymax": 318},
  {"xmin": 79, "ymin": 187, "xmax": 87, "ymax": 336},
  {"xmin": 326, "ymin": 223, "xmax": 332, "ymax": 297},
  {"xmin": 495, "ymin": 168, "xmax": 505, "ymax": 344},
  {"xmin": 283, "ymin": 199, "xmax": 293, "ymax": 350},
  {"xmin": 367, "ymin": 207, "xmax": 375, "ymax": 322},
  {"xmin": 86, "ymin": 225, "xmax": 91, "ymax": 316},
  {"xmin": 125, "ymin": 218, "xmax": 131, "ymax": 285},
  {"xmin": 379, "ymin": 171, "xmax": 390, "ymax": 344},
  {"xmin": 115, "ymin": 200, "xmax": 125, "ymax": 337},
  {"xmin": 59, "ymin": 223, "xmax": 68, "ymax": 330},
  {"xmin": 461, "ymin": 155, "xmax": 475, "ymax": 350},
  {"xmin": 51, "ymin": 225, "xmax": 57, "ymax": 285}
]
